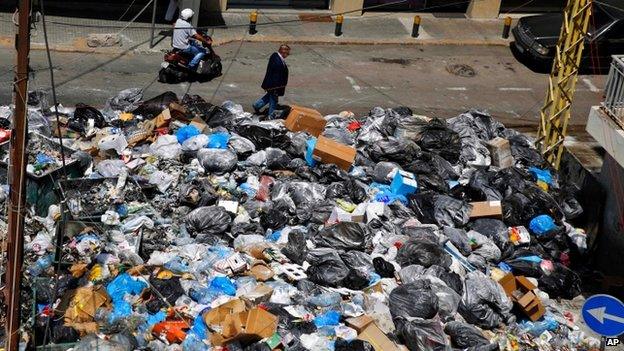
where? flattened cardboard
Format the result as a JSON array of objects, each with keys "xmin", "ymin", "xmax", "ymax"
[
  {"xmin": 246, "ymin": 308, "xmax": 278, "ymax": 339},
  {"xmin": 312, "ymin": 136, "xmax": 356, "ymax": 171},
  {"xmin": 203, "ymin": 299, "xmax": 246, "ymax": 327},
  {"xmin": 284, "ymin": 105, "xmax": 326, "ymax": 137},
  {"xmin": 469, "ymin": 201, "xmax": 503, "ymax": 219},
  {"xmin": 168, "ymin": 102, "xmax": 190, "ymax": 122},
  {"xmin": 346, "ymin": 315, "xmax": 374, "ymax": 333},
  {"xmin": 358, "ymin": 322, "xmax": 401, "ymax": 351},
  {"xmin": 64, "ymin": 286, "xmax": 110, "ymax": 324}
]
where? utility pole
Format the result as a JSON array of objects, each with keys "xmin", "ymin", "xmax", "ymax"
[{"xmin": 5, "ymin": 0, "xmax": 31, "ymax": 349}]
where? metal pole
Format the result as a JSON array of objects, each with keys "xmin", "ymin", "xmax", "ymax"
[
  {"xmin": 6, "ymin": 0, "xmax": 31, "ymax": 349},
  {"xmin": 150, "ymin": 0, "xmax": 158, "ymax": 48}
]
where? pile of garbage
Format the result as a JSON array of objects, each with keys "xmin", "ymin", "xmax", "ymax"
[{"xmin": 7, "ymin": 88, "xmax": 600, "ymax": 351}]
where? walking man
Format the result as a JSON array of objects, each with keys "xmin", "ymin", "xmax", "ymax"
[{"xmin": 253, "ymin": 45, "xmax": 290, "ymax": 116}]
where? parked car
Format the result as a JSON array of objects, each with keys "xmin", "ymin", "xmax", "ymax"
[{"xmin": 511, "ymin": 0, "xmax": 624, "ymax": 73}]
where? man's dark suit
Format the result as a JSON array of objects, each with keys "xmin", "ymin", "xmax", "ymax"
[{"xmin": 261, "ymin": 52, "xmax": 289, "ymax": 96}]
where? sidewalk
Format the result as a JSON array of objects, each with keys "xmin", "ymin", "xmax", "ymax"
[{"xmin": 0, "ymin": 11, "xmax": 518, "ymax": 54}]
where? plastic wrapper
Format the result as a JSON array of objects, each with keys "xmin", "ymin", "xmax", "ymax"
[
  {"xmin": 150, "ymin": 135, "xmax": 182, "ymax": 159},
  {"xmin": 459, "ymin": 271, "xmax": 513, "ymax": 329},
  {"xmin": 306, "ymin": 248, "xmax": 350, "ymax": 287},
  {"xmin": 197, "ymin": 148, "xmax": 238, "ymax": 173},
  {"xmin": 313, "ymin": 222, "xmax": 371, "ymax": 252},
  {"xmin": 396, "ymin": 238, "xmax": 451, "ymax": 268},
  {"xmin": 96, "ymin": 159, "xmax": 127, "ymax": 177},
  {"xmin": 106, "ymin": 88, "xmax": 143, "ymax": 112},
  {"xmin": 389, "ymin": 280, "xmax": 439, "ymax": 320},
  {"xmin": 133, "ymin": 91, "xmax": 178, "ymax": 118},
  {"xmin": 185, "ymin": 206, "xmax": 232, "ymax": 238},
  {"xmin": 396, "ymin": 316, "xmax": 450, "ymax": 351}
]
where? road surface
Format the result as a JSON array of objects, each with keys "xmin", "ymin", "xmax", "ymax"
[{"xmin": 0, "ymin": 43, "xmax": 606, "ymax": 133}]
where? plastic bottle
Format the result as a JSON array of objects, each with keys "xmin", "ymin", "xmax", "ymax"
[{"xmin": 28, "ymin": 254, "xmax": 53, "ymax": 277}]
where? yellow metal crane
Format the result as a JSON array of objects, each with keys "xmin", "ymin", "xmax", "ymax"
[{"xmin": 536, "ymin": 0, "xmax": 593, "ymax": 169}]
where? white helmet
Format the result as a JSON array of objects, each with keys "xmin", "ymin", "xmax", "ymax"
[{"xmin": 180, "ymin": 8, "xmax": 194, "ymax": 20}]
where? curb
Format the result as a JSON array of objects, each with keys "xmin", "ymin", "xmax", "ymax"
[{"xmin": 0, "ymin": 36, "xmax": 511, "ymax": 55}]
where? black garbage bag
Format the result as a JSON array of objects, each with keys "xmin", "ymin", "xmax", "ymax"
[
  {"xmin": 426, "ymin": 265, "xmax": 463, "ymax": 296},
  {"xmin": 197, "ymin": 148, "xmax": 238, "ymax": 174},
  {"xmin": 296, "ymin": 200, "xmax": 334, "ymax": 224},
  {"xmin": 442, "ymin": 227, "xmax": 472, "ymax": 256},
  {"xmin": 260, "ymin": 208, "xmax": 289, "ymax": 230},
  {"xmin": 181, "ymin": 94, "xmax": 233, "ymax": 128},
  {"xmin": 229, "ymin": 134, "xmax": 256, "ymax": 158},
  {"xmin": 396, "ymin": 238, "xmax": 452, "ymax": 268},
  {"xmin": 416, "ymin": 118, "xmax": 461, "ymax": 164},
  {"xmin": 402, "ymin": 226, "xmax": 440, "ymax": 244},
  {"xmin": 538, "ymin": 263, "xmax": 581, "ymax": 299},
  {"xmin": 396, "ymin": 316, "xmax": 449, "ymax": 351},
  {"xmin": 74, "ymin": 103, "xmax": 107, "ymax": 128},
  {"xmin": 459, "ymin": 271, "xmax": 513, "ymax": 329},
  {"xmin": 148, "ymin": 276, "xmax": 184, "ymax": 313},
  {"xmin": 343, "ymin": 269, "xmax": 370, "ymax": 290},
  {"xmin": 444, "ymin": 321, "xmax": 490, "ymax": 348},
  {"xmin": 372, "ymin": 161, "xmax": 400, "ymax": 183},
  {"xmin": 340, "ymin": 250, "xmax": 374, "ymax": 275},
  {"xmin": 306, "ymin": 249, "xmax": 350, "ymax": 287},
  {"xmin": 409, "ymin": 192, "xmax": 471, "ymax": 227},
  {"xmin": 231, "ymin": 222, "xmax": 264, "ymax": 238},
  {"xmin": 468, "ymin": 169, "xmax": 502, "ymax": 201},
  {"xmin": 373, "ymin": 257, "xmax": 396, "ymax": 278},
  {"xmin": 368, "ymin": 137, "xmax": 420, "ymax": 163},
  {"xmin": 313, "ymin": 222, "xmax": 371, "ymax": 252},
  {"xmin": 508, "ymin": 134, "xmax": 545, "ymax": 167},
  {"xmin": 185, "ymin": 206, "xmax": 231, "ymax": 237},
  {"xmin": 282, "ymin": 230, "xmax": 308, "ymax": 265},
  {"xmin": 405, "ymin": 151, "xmax": 458, "ymax": 181},
  {"xmin": 469, "ymin": 218, "xmax": 513, "ymax": 260},
  {"xmin": 237, "ymin": 122, "xmax": 291, "ymax": 149},
  {"xmin": 52, "ymin": 324, "xmax": 80, "ymax": 344},
  {"xmin": 266, "ymin": 148, "xmax": 292, "ymax": 169},
  {"xmin": 133, "ymin": 91, "xmax": 178, "ymax": 118},
  {"xmin": 178, "ymin": 181, "xmax": 218, "ymax": 208},
  {"xmin": 344, "ymin": 178, "xmax": 368, "ymax": 203},
  {"xmin": 326, "ymin": 182, "xmax": 347, "ymax": 199},
  {"xmin": 389, "ymin": 280, "xmax": 439, "ymax": 320},
  {"xmin": 335, "ymin": 339, "xmax": 374, "ymax": 351}
]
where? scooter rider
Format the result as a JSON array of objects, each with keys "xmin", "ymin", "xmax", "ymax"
[{"xmin": 172, "ymin": 8, "xmax": 212, "ymax": 71}]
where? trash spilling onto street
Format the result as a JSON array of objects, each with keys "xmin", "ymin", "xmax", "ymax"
[{"xmin": 2, "ymin": 89, "xmax": 601, "ymax": 350}]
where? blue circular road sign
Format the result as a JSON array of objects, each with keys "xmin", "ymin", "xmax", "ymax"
[{"xmin": 582, "ymin": 294, "xmax": 624, "ymax": 337}]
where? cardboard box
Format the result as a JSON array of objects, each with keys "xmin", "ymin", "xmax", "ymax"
[
  {"xmin": 207, "ymin": 305, "xmax": 278, "ymax": 346},
  {"xmin": 346, "ymin": 315, "xmax": 375, "ymax": 333},
  {"xmin": 390, "ymin": 170, "xmax": 418, "ymax": 196},
  {"xmin": 312, "ymin": 136, "xmax": 357, "ymax": 171},
  {"xmin": 284, "ymin": 105, "xmax": 327, "ymax": 137},
  {"xmin": 469, "ymin": 201, "xmax": 503, "ymax": 219},
  {"xmin": 189, "ymin": 117, "xmax": 209, "ymax": 134},
  {"xmin": 487, "ymin": 137, "xmax": 514, "ymax": 168},
  {"xmin": 168, "ymin": 102, "xmax": 190, "ymax": 122},
  {"xmin": 498, "ymin": 273, "xmax": 545, "ymax": 321}
]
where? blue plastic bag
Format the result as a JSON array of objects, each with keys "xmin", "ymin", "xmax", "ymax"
[
  {"xmin": 519, "ymin": 314, "xmax": 559, "ymax": 336},
  {"xmin": 207, "ymin": 132, "xmax": 230, "ymax": 149},
  {"xmin": 176, "ymin": 125, "xmax": 200, "ymax": 144},
  {"xmin": 314, "ymin": 310, "xmax": 341, "ymax": 327},
  {"xmin": 529, "ymin": 215, "xmax": 556, "ymax": 236},
  {"xmin": 210, "ymin": 276, "xmax": 237, "ymax": 296},
  {"xmin": 305, "ymin": 138, "xmax": 317, "ymax": 167},
  {"xmin": 164, "ymin": 257, "xmax": 190, "ymax": 273},
  {"xmin": 528, "ymin": 167, "xmax": 553, "ymax": 185},
  {"xmin": 106, "ymin": 273, "xmax": 148, "ymax": 302}
]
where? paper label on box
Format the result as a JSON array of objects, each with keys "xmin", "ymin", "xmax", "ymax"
[{"xmin": 489, "ymin": 201, "xmax": 501, "ymax": 207}]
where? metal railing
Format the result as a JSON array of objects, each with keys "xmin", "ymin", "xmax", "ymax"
[{"xmin": 603, "ymin": 55, "xmax": 624, "ymax": 125}]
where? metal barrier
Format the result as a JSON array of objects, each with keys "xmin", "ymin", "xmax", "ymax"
[{"xmin": 603, "ymin": 55, "xmax": 624, "ymax": 125}]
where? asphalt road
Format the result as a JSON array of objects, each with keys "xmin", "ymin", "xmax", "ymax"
[{"xmin": 0, "ymin": 43, "xmax": 606, "ymax": 133}]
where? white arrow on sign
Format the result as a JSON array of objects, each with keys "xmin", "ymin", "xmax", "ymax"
[{"xmin": 587, "ymin": 307, "xmax": 624, "ymax": 324}]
